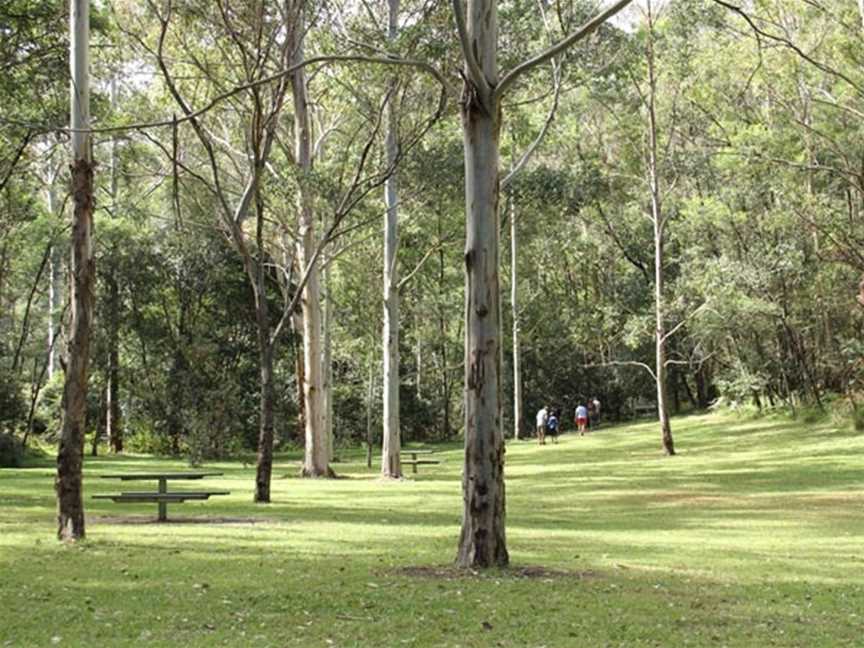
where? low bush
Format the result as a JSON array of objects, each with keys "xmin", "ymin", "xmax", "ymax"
[{"xmin": 0, "ymin": 433, "xmax": 23, "ymax": 468}]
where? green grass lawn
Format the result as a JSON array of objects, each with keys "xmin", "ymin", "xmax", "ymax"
[{"xmin": 2, "ymin": 413, "xmax": 863, "ymax": 647}]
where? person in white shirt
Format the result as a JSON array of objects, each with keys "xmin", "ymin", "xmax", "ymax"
[
  {"xmin": 535, "ymin": 406, "xmax": 549, "ymax": 445},
  {"xmin": 575, "ymin": 403, "xmax": 589, "ymax": 436}
]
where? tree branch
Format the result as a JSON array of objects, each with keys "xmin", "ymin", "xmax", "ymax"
[
  {"xmin": 450, "ymin": 0, "xmax": 492, "ymax": 98},
  {"xmin": 501, "ymin": 61, "xmax": 562, "ymax": 191},
  {"xmin": 497, "ymin": 0, "xmax": 633, "ymax": 97},
  {"xmin": 581, "ymin": 359, "xmax": 656, "ymax": 381}
]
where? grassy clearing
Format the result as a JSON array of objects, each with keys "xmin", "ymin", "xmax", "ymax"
[{"xmin": 2, "ymin": 413, "xmax": 863, "ymax": 647}]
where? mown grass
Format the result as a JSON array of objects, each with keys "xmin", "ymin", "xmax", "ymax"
[{"xmin": 2, "ymin": 413, "xmax": 863, "ymax": 647}]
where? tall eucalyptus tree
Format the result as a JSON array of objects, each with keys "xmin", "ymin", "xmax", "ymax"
[
  {"xmin": 451, "ymin": 0, "xmax": 633, "ymax": 568},
  {"xmin": 381, "ymin": 0, "xmax": 403, "ymax": 479},
  {"xmin": 56, "ymin": 0, "xmax": 93, "ymax": 540}
]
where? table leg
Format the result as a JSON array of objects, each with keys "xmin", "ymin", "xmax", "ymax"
[
  {"xmin": 158, "ymin": 478, "xmax": 167, "ymax": 522},
  {"xmin": 411, "ymin": 453, "xmax": 417, "ymax": 474}
]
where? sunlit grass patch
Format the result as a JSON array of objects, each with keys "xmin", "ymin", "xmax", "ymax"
[{"xmin": 2, "ymin": 412, "xmax": 864, "ymax": 646}]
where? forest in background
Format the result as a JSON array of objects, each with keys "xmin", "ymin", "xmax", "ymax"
[{"xmin": 2, "ymin": 0, "xmax": 863, "ymax": 469}]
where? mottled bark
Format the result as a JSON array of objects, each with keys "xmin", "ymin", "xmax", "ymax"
[
  {"xmin": 57, "ymin": 0, "xmax": 93, "ymax": 541},
  {"xmin": 56, "ymin": 156, "xmax": 94, "ymax": 541},
  {"xmin": 455, "ymin": 0, "xmax": 508, "ymax": 569}
]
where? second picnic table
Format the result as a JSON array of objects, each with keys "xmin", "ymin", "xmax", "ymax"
[
  {"xmin": 400, "ymin": 449, "xmax": 440, "ymax": 474},
  {"xmin": 93, "ymin": 472, "xmax": 229, "ymax": 521}
]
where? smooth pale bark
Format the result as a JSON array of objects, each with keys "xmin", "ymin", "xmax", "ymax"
[
  {"xmin": 381, "ymin": 0, "xmax": 403, "ymax": 479},
  {"xmin": 456, "ymin": 0, "xmax": 508, "ymax": 569},
  {"xmin": 509, "ymin": 193, "xmax": 522, "ymax": 440},
  {"xmin": 323, "ymin": 261, "xmax": 334, "ymax": 463},
  {"xmin": 291, "ymin": 311, "xmax": 306, "ymax": 442},
  {"xmin": 645, "ymin": 1, "xmax": 674, "ymax": 456},
  {"xmin": 57, "ymin": 0, "xmax": 93, "ymax": 541},
  {"xmin": 365, "ymin": 358, "xmax": 375, "ymax": 468},
  {"xmin": 106, "ymin": 78, "xmax": 122, "ymax": 453},
  {"xmin": 293, "ymin": 11, "xmax": 331, "ymax": 478},
  {"xmin": 46, "ymin": 179, "xmax": 60, "ymax": 380}
]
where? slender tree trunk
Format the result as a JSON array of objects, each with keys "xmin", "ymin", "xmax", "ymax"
[
  {"xmin": 381, "ymin": 0, "xmax": 403, "ymax": 479},
  {"xmin": 254, "ymin": 182, "xmax": 275, "ymax": 502},
  {"xmin": 46, "ymin": 179, "xmax": 61, "ymax": 380},
  {"xmin": 645, "ymin": 0, "xmax": 674, "ymax": 456},
  {"xmin": 292, "ymin": 8, "xmax": 331, "ymax": 478},
  {"xmin": 509, "ymin": 192, "xmax": 522, "ymax": 440},
  {"xmin": 92, "ymin": 382, "xmax": 105, "ymax": 456},
  {"xmin": 106, "ymin": 272, "xmax": 121, "ymax": 452},
  {"xmin": 323, "ymin": 261, "xmax": 334, "ymax": 463},
  {"xmin": 291, "ymin": 311, "xmax": 306, "ymax": 443},
  {"xmin": 255, "ymin": 339, "xmax": 275, "ymax": 501},
  {"xmin": 437, "ymin": 217, "xmax": 452, "ymax": 439},
  {"xmin": 57, "ymin": 0, "xmax": 93, "ymax": 541},
  {"xmin": 456, "ymin": 0, "xmax": 508, "ymax": 569},
  {"xmin": 166, "ymin": 347, "xmax": 185, "ymax": 455},
  {"xmin": 106, "ymin": 77, "xmax": 122, "ymax": 453},
  {"xmin": 365, "ymin": 357, "xmax": 375, "ymax": 469}
]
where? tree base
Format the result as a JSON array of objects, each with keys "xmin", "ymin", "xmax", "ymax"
[{"xmin": 300, "ymin": 466, "xmax": 337, "ymax": 479}]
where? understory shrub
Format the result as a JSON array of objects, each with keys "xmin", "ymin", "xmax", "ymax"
[{"xmin": 0, "ymin": 433, "xmax": 23, "ymax": 468}]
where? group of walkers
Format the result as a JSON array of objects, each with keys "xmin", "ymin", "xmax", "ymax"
[{"xmin": 534, "ymin": 398, "xmax": 601, "ymax": 445}]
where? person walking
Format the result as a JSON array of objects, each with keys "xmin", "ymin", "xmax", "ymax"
[
  {"xmin": 575, "ymin": 403, "xmax": 589, "ymax": 436},
  {"xmin": 536, "ymin": 405, "xmax": 549, "ymax": 445},
  {"xmin": 546, "ymin": 408, "xmax": 560, "ymax": 444}
]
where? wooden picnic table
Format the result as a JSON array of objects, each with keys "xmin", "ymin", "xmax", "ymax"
[
  {"xmin": 93, "ymin": 472, "xmax": 229, "ymax": 521},
  {"xmin": 400, "ymin": 449, "xmax": 440, "ymax": 474}
]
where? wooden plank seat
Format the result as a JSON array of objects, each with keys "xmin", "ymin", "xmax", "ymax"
[{"xmin": 400, "ymin": 449, "xmax": 441, "ymax": 474}]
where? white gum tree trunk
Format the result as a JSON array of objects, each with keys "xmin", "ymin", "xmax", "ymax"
[
  {"xmin": 46, "ymin": 176, "xmax": 60, "ymax": 380},
  {"xmin": 509, "ymin": 193, "xmax": 522, "ymax": 440},
  {"xmin": 456, "ymin": 0, "xmax": 508, "ymax": 569},
  {"xmin": 323, "ymin": 259, "xmax": 334, "ymax": 463},
  {"xmin": 381, "ymin": 0, "xmax": 403, "ymax": 479},
  {"xmin": 451, "ymin": 0, "xmax": 633, "ymax": 568},
  {"xmin": 292, "ymin": 6, "xmax": 331, "ymax": 478},
  {"xmin": 56, "ymin": 0, "xmax": 93, "ymax": 541}
]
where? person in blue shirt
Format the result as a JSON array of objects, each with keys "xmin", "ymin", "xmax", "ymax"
[{"xmin": 545, "ymin": 408, "xmax": 560, "ymax": 444}]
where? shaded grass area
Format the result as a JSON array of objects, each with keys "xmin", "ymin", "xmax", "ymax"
[{"xmin": 2, "ymin": 414, "xmax": 863, "ymax": 646}]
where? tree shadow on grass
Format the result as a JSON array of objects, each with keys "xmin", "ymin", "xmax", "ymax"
[{"xmin": 91, "ymin": 515, "xmax": 277, "ymax": 525}]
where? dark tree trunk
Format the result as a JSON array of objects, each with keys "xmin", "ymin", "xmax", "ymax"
[
  {"xmin": 166, "ymin": 348, "xmax": 185, "ymax": 455},
  {"xmin": 254, "ymin": 339, "xmax": 275, "ymax": 502},
  {"xmin": 681, "ymin": 373, "xmax": 697, "ymax": 409},
  {"xmin": 56, "ymin": 157, "xmax": 95, "ymax": 541}
]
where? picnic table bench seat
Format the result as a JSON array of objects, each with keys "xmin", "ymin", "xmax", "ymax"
[
  {"xmin": 93, "ymin": 491, "xmax": 229, "ymax": 503},
  {"xmin": 400, "ymin": 449, "xmax": 441, "ymax": 474},
  {"xmin": 94, "ymin": 472, "xmax": 229, "ymax": 521}
]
